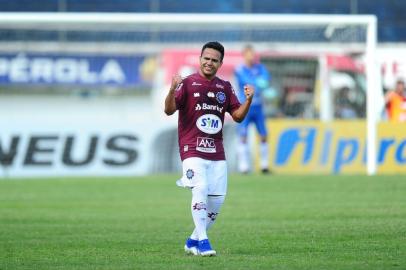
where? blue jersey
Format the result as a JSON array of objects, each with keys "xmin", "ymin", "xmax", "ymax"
[{"xmin": 234, "ymin": 63, "xmax": 271, "ymax": 106}]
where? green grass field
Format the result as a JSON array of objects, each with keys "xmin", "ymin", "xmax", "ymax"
[{"xmin": 0, "ymin": 174, "xmax": 405, "ymax": 270}]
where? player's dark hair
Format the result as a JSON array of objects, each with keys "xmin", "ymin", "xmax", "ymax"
[{"xmin": 201, "ymin": 41, "xmax": 224, "ymax": 62}]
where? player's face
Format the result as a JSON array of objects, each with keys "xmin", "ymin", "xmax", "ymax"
[
  {"xmin": 396, "ymin": 81, "xmax": 405, "ymax": 93},
  {"xmin": 199, "ymin": 48, "xmax": 222, "ymax": 80},
  {"xmin": 243, "ymin": 48, "xmax": 255, "ymax": 66}
]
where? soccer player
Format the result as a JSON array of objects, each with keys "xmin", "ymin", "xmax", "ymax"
[
  {"xmin": 234, "ymin": 45, "xmax": 271, "ymax": 174},
  {"xmin": 385, "ymin": 78, "xmax": 406, "ymax": 122},
  {"xmin": 164, "ymin": 41, "xmax": 254, "ymax": 256}
]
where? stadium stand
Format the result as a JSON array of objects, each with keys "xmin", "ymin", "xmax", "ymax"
[{"xmin": 0, "ymin": 0, "xmax": 405, "ymax": 41}]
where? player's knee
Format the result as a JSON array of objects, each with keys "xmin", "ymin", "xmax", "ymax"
[{"xmin": 192, "ymin": 183, "xmax": 208, "ymax": 197}]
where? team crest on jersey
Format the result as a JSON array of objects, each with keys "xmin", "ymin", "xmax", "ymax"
[
  {"xmin": 216, "ymin": 91, "xmax": 226, "ymax": 104},
  {"xmin": 186, "ymin": 169, "xmax": 194, "ymax": 180}
]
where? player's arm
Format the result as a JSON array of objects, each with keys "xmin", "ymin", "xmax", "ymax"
[
  {"xmin": 231, "ymin": 85, "xmax": 254, "ymax": 123},
  {"xmin": 164, "ymin": 75, "xmax": 182, "ymax": 115}
]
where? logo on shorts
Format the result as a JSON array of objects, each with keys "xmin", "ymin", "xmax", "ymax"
[
  {"xmin": 196, "ymin": 114, "xmax": 222, "ymax": 134},
  {"xmin": 216, "ymin": 91, "xmax": 226, "ymax": 104},
  {"xmin": 186, "ymin": 169, "xmax": 194, "ymax": 180},
  {"xmin": 196, "ymin": 137, "xmax": 216, "ymax": 153}
]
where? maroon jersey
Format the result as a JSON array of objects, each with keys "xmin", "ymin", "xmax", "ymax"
[{"xmin": 175, "ymin": 72, "xmax": 241, "ymax": 161}]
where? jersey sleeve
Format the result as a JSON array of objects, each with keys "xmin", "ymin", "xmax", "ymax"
[
  {"xmin": 227, "ymin": 82, "xmax": 241, "ymax": 114},
  {"xmin": 174, "ymin": 79, "xmax": 187, "ymax": 110}
]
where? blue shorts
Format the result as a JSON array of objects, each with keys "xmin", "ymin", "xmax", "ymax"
[{"xmin": 237, "ymin": 105, "xmax": 268, "ymax": 137}]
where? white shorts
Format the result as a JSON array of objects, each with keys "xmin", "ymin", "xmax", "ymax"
[{"xmin": 176, "ymin": 157, "xmax": 228, "ymax": 195}]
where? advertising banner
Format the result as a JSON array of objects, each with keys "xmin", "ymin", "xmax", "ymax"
[
  {"xmin": 0, "ymin": 96, "xmax": 161, "ymax": 177},
  {"xmin": 0, "ymin": 53, "xmax": 153, "ymax": 86},
  {"xmin": 263, "ymin": 120, "xmax": 406, "ymax": 174}
]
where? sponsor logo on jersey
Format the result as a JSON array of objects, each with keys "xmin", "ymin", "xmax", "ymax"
[
  {"xmin": 207, "ymin": 92, "xmax": 215, "ymax": 98},
  {"xmin": 193, "ymin": 92, "xmax": 200, "ymax": 97},
  {"xmin": 216, "ymin": 83, "xmax": 224, "ymax": 89},
  {"xmin": 192, "ymin": 82, "xmax": 202, "ymax": 86},
  {"xmin": 196, "ymin": 114, "xmax": 222, "ymax": 134},
  {"xmin": 195, "ymin": 103, "xmax": 223, "ymax": 113},
  {"xmin": 196, "ymin": 137, "xmax": 216, "ymax": 153},
  {"xmin": 216, "ymin": 91, "xmax": 226, "ymax": 104}
]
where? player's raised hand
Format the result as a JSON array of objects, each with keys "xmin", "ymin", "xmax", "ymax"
[
  {"xmin": 244, "ymin": 84, "xmax": 254, "ymax": 101},
  {"xmin": 170, "ymin": 75, "xmax": 183, "ymax": 91}
]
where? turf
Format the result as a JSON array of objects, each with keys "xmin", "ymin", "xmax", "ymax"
[{"xmin": 0, "ymin": 174, "xmax": 405, "ymax": 270}]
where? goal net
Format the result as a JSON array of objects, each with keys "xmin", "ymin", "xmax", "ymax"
[{"xmin": 0, "ymin": 13, "xmax": 378, "ymax": 177}]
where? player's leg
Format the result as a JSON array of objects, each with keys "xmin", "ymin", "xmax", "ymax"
[
  {"xmin": 237, "ymin": 114, "xmax": 251, "ymax": 174},
  {"xmin": 189, "ymin": 194, "xmax": 222, "ymax": 257},
  {"xmin": 198, "ymin": 160, "xmax": 228, "ymax": 256},
  {"xmin": 206, "ymin": 159, "xmax": 227, "ymax": 230},
  {"xmin": 180, "ymin": 158, "xmax": 208, "ymax": 255},
  {"xmin": 253, "ymin": 106, "xmax": 270, "ymax": 173},
  {"xmin": 206, "ymin": 195, "xmax": 225, "ymax": 231},
  {"xmin": 190, "ymin": 195, "xmax": 225, "ymax": 238}
]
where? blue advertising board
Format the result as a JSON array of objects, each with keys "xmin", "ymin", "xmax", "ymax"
[{"xmin": 0, "ymin": 53, "xmax": 153, "ymax": 86}]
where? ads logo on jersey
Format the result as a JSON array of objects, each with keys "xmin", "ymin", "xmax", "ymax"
[
  {"xmin": 196, "ymin": 114, "xmax": 222, "ymax": 134},
  {"xmin": 195, "ymin": 103, "xmax": 223, "ymax": 113},
  {"xmin": 196, "ymin": 137, "xmax": 216, "ymax": 153}
]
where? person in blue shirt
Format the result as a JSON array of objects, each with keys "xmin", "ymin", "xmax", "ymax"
[{"xmin": 234, "ymin": 45, "xmax": 270, "ymax": 174}]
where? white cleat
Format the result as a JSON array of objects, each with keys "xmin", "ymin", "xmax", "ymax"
[
  {"xmin": 184, "ymin": 238, "xmax": 199, "ymax": 255},
  {"xmin": 184, "ymin": 245, "xmax": 199, "ymax": 255},
  {"xmin": 199, "ymin": 249, "xmax": 217, "ymax": 257}
]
